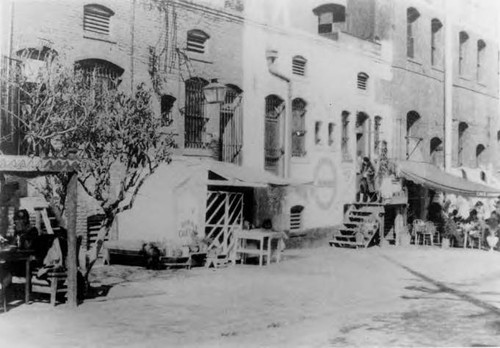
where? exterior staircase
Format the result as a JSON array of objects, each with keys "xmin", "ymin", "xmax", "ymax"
[{"xmin": 329, "ymin": 203, "xmax": 385, "ymax": 248}]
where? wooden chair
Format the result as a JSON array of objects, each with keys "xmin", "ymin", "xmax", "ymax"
[
  {"xmin": 31, "ymin": 267, "xmax": 67, "ymax": 306},
  {"xmin": 0, "ymin": 261, "xmax": 12, "ymax": 312},
  {"xmin": 413, "ymin": 219, "xmax": 433, "ymax": 245}
]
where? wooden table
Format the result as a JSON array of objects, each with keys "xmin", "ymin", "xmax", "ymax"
[
  {"xmin": 232, "ymin": 230, "xmax": 286, "ymax": 266},
  {"xmin": 0, "ymin": 248, "xmax": 33, "ymax": 305}
]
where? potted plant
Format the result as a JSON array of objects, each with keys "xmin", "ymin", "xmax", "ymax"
[{"xmin": 486, "ymin": 214, "xmax": 499, "ymax": 252}]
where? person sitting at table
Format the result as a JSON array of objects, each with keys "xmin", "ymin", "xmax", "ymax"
[{"xmin": 13, "ymin": 209, "xmax": 38, "ymax": 250}]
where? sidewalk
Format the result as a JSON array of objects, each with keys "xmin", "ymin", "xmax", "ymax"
[{"xmin": 0, "ymin": 246, "xmax": 499, "ymax": 347}]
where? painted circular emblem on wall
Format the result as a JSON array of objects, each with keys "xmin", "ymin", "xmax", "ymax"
[{"xmin": 313, "ymin": 157, "xmax": 337, "ymax": 210}]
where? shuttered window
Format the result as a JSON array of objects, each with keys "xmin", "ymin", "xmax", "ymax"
[
  {"xmin": 84, "ymin": 4, "xmax": 114, "ymax": 35},
  {"xmin": 357, "ymin": 72, "xmax": 369, "ymax": 90},
  {"xmin": 187, "ymin": 30, "xmax": 210, "ymax": 54},
  {"xmin": 292, "ymin": 56, "xmax": 306, "ymax": 76},
  {"xmin": 290, "ymin": 205, "xmax": 304, "ymax": 234},
  {"xmin": 292, "ymin": 98, "xmax": 307, "ymax": 157}
]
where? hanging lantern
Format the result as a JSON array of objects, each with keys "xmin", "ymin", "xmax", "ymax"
[{"xmin": 202, "ymin": 78, "xmax": 227, "ymax": 104}]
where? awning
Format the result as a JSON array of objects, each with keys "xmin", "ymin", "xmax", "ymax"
[
  {"xmin": 207, "ymin": 160, "xmax": 303, "ymax": 188},
  {"xmin": 0, "ymin": 155, "xmax": 80, "ymax": 176},
  {"xmin": 398, "ymin": 161, "xmax": 500, "ymax": 198}
]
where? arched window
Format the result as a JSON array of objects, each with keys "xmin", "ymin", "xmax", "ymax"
[
  {"xmin": 407, "ymin": 7, "xmax": 420, "ymax": 58},
  {"xmin": 374, "ymin": 116, "xmax": 382, "ymax": 155},
  {"xmin": 16, "ymin": 46, "xmax": 58, "ymax": 82},
  {"xmin": 220, "ymin": 84, "xmax": 243, "ymax": 163},
  {"xmin": 477, "ymin": 40, "xmax": 486, "ymax": 82},
  {"xmin": 292, "ymin": 56, "xmax": 307, "ymax": 76},
  {"xmin": 480, "ymin": 171, "xmax": 486, "ymax": 182},
  {"xmin": 357, "ymin": 72, "xmax": 369, "ymax": 90},
  {"xmin": 476, "ymin": 144, "xmax": 486, "ymax": 167},
  {"xmin": 461, "ymin": 169, "xmax": 467, "ymax": 179},
  {"xmin": 84, "ymin": 4, "xmax": 114, "ymax": 35},
  {"xmin": 431, "ymin": 19, "xmax": 443, "ymax": 66},
  {"xmin": 160, "ymin": 95, "xmax": 176, "ymax": 126},
  {"xmin": 328, "ymin": 122, "xmax": 335, "ymax": 147},
  {"xmin": 430, "ymin": 137, "xmax": 443, "ymax": 165},
  {"xmin": 265, "ymin": 95, "xmax": 285, "ymax": 174},
  {"xmin": 186, "ymin": 29, "xmax": 210, "ymax": 54},
  {"xmin": 75, "ymin": 58, "xmax": 124, "ymax": 90},
  {"xmin": 184, "ymin": 77, "xmax": 208, "ymax": 148},
  {"xmin": 458, "ymin": 122, "xmax": 468, "ymax": 166},
  {"xmin": 459, "ymin": 31, "xmax": 469, "ymax": 76},
  {"xmin": 341, "ymin": 111, "xmax": 350, "ymax": 160},
  {"xmin": 292, "ymin": 98, "xmax": 307, "ymax": 157},
  {"xmin": 312, "ymin": 3, "xmax": 346, "ymax": 35},
  {"xmin": 290, "ymin": 205, "xmax": 304, "ymax": 234},
  {"xmin": 406, "ymin": 111, "xmax": 421, "ymax": 159}
]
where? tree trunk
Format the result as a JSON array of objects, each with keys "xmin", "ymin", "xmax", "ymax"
[{"xmin": 84, "ymin": 212, "xmax": 115, "ymax": 280}]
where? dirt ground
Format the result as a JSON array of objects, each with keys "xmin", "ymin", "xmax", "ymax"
[{"xmin": 1, "ymin": 245, "xmax": 500, "ymax": 347}]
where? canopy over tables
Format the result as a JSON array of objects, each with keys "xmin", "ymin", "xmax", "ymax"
[
  {"xmin": 397, "ymin": 161, "xmax": 500, "ymax": 198},
  {"xmin": 0, "ymin": 155, "xmax": 80, "ymax": 307}
]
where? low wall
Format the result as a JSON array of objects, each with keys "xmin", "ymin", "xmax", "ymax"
[{"xmin": 285, "ymin": 227, "xmax": 335, "ymax": 249}]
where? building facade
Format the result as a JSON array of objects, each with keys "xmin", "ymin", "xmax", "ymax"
[{"xmin": 1, "ymin": 0, "xmax": 499, "ymax": 245}]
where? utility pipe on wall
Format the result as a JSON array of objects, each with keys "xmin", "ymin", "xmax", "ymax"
[
  {"xmin": 267, "ymin": 50, "xmax": 292, "ymax": 179},
  {"xmin": 443, "ymin": 2, "xmax": 453, "ymax": 171}
]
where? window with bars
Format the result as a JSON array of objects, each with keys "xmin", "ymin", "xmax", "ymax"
[
  {"xmin": 315, "ymin": 121, "xmax": 322, "ymax": 145},
  {"xmin": 477, "ymin": 40, "xmax": 486, "ymax": 82},
  {"xmin": 160, "ymin": 95, "xmax": 176, "ymax": 126},
  {"xmin": 83, "ymin": 4, "xmax": 114, "ymax": 35},
  {"xmin": 186, "ymin": 29, "xmax": 210, "ymax": 54},
  {"xmin": 431, "ymin": 19, "xmax": 443, "ymax": 67},
  {"xmin": 476, "ymin": 144, "xmax": 486, "ymax": 167},
  {"xmin": 407, "ymin": 7, "xmax": 420, "ymax": 59},
  {"xmin": 341, "ymin": 111, "xmax": 350, "ymax": 160},
  {"xmin": 292, "ymin": 98, "xmax": 307, "ymax": 157},
  {"xmin": 459, "ymin": 31, "xmax": 469, "ymax": 76},
  {"xmin": 458, "ymin": 122, "xmax": 468, "ymax": 166},
  {"xmin": 184, "ymin": 77, "xmax": 209, "ymax": 148},
  {"xmin": 290, "ymin": 205, "xmax": 304, "ymax": 234},
  {"xmin": 265, "ymin": 94, "xmax": 285, "ymax": 174},
  {"xmin": 292, "ymin": 56, "xmax": 306, "ymax": 76},
  {"xmin": 328, "ymin": 122, "xmax": 335, "ymax": 147},
  {"xmin": 220, "ymin": 85, "xmax": 243, "ymax": 163},
  {"xmin": 374, "ymin": 116, "xmax": 382, "ymax": 154},
  {"xmin": 75, "ymin": 59, "xmax": 124, "ymax": 90},
  {"xmin": 357, "ymin": 72, "xmax": 369, "ymax": 90}
]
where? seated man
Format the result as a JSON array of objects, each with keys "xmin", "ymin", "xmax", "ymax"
[{"xmin": 13, "ymin": 209, "xmax": 38, "ymax": 250}]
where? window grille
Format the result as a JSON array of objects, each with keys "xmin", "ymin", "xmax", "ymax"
[
  {"xmin": 264, "ymin": 95, "xmax": 285, "ymax": 174},
  {"xmin": 184, "ymin": 77, "xmax": 209, "ymax": 148},
  {"xmin": 374, "ymin": 116, "xmax": 382, "ymax": 154},
  {"xmin": 148, "ymin": 46, "xmax": 157, "ymax": 75},
  {"xmin": 84, "ymin": 4, "xmax": 114, "ymax": 35},
  {"xmin": 357, "ymin": 72, "xmax": 368, "ymax": 90},
  {"xmin": 431, "ymin": 19, "xmax": 443, "ymax": 66},
  {"xmin": 477, "ymin": 40, "xmax": 486, "ymax": 82},
  {"xmin": 75, "ymin": 59, "xmax": 124, "ymax": 90},
  {"xmin": 292, "ymin": 98, "xmax": 306, "ymax": 157},
  {"xmin": 458, "ymin": 122, "xmax": 468, "ymax": 166},
  {"xmin": 292, "ymin": 56, "xmax": 306, "ymax": 76},
  {"xmin": 186, "ymin": 30, "xmax": 209, "ymax": 54},
  {"xmin": 220, "ymin": 85, "xmax": 243, "ymax": 163},
  {"xmin": 459, "ymin": 31, "xmax": 469, "ymax": 76},
  {"xmin": 290, "ymin": 205, "xmax": 304, "ymax": 234},
  {"xmin": 328, "ymin": 122, "xmax": 335, "ymax": 147},
  {"xmin": 341, "ymin": 111, "xmax": 350, "ymax": 159},
  {"xmin": 315, "ymin": 121, "xmax": 322, "ymax": 145},
  {"xmin": 161, "ymin": 95, "xmax": 176, "ymax": 126},
  {"xmin": 476, "ymin": 144, "xmax": 485, "ymax": 167},
  {"xmin": 407, "ymin": 7, "xmax": 420, "ymax": 58}
]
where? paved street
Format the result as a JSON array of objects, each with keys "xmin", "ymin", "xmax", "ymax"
[{"xmin": 1, "ymin": 246, "xmax": 500, "ymax": 347}]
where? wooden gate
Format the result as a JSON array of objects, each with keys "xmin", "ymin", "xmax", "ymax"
[{"xmin": 205, "ymin": 191, "xmax": 243, "ymax": 254}]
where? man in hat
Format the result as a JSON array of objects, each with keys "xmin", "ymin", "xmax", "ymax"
[{"xmin": 13, "ymin": 209, "xmax": 38, "ymax": 250}]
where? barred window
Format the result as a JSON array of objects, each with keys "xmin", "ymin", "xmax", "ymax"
[
  {"xmin": 407, "ymin": 7, "xmax": 420, "ymax": 58},
  {"xmin": 477, "ymin": 40, "xmax": 486, "ymax": 82},
  {"xmin": 459, "ymin": 31, "xmax": 469, "ymax": 76},
  {"xmin": 161, "ymin": 95, "xmax": 176, "ymax": 126},
  {"xmin": 374, "ymin": 116, "xmax": 382, "ymax": 154},
  {"xmin": 186, "ymin": 30, "xmax": 210, "ymax": 54},
  {"xmin": 431, "ymin": 19, "xmax": 443, "ymax": 66},
  {"xmin": 75, "ymin": 59, "xmax": 124, "ymax": 90},
  {"xmin": 292, "ymin": 98, "xmax": 307, "ymax": 157},
  {"xmin": 84, "ymin": 4, "xmax": 114, "ymax": 35},
  {"xmin": 292, "ymin": 56, "xmax": 306, "ymax": 76},
  {"xmin": 184, "ymin": 77, "xmax": 209, "ymax": 148},
  {"xmin": 341, "ymin": 111, "xmax": 350, "ymax": 159}
]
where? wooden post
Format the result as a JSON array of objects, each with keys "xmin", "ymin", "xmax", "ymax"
[{"xmin": 66, "ymin": 172, "xmax": 78, "ymax": 308}]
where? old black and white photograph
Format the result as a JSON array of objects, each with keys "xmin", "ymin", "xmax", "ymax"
[{"xmin": 1, "ymin": 0, "xmax": 500, "ymax": 346}]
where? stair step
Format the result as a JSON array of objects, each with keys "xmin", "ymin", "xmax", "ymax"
[{"xmin": 332, "ymin": 235, "xmax": 356, "ymax": 242}]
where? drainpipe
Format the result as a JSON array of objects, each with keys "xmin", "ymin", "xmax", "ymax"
[
  {"xmin": 443, "ymin": 2, "xmax": 453, "ymax": 171},
  {"xmin": 266, "ymin": 50, "xmax": 292, "ymax": 179}
]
